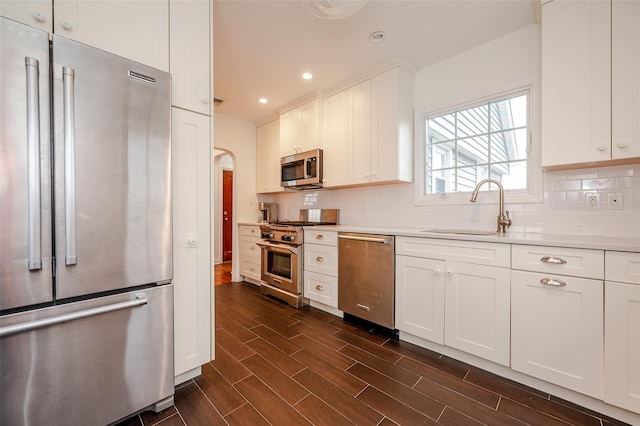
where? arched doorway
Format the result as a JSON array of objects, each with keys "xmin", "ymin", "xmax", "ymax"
[{"xmin": 213, "ymin": 150, "xmax": 235, "ymax": 284}]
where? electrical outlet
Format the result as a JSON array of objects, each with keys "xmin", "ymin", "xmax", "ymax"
[
  {"xmin": 585, "ymin": 192, "xmax": 600, "ymax": 210},
  {"xmin": 607, "ymin": 192, "xmax": 623, "ymax": 210}
]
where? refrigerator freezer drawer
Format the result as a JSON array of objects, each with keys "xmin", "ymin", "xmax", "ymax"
[{"xmin": 0, "ymin": 284, "xmax": 174, "ymax": 425}]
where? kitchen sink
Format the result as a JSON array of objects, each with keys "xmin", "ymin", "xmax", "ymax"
[{"xmin": 420, "ymin": 229, "xmax": 497, "ymax": 236}]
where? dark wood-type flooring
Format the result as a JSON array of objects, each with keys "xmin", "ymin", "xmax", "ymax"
[{"xmin": 118, "ymin": 273, "xmax": 630, "ymax": 426}]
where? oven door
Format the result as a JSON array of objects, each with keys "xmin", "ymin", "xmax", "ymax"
[{"xmin": 257, "ymin": 241, "xmax": 301, "ymax": 294}]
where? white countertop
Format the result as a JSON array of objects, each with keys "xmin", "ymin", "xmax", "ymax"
[{"xmin": 307, "ymin": 225, "xmax": 640, "ymax": 252}]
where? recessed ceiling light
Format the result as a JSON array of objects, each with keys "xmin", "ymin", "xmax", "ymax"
[
  {"xmin": 302, "ymin": 72, "xmax": 313, "ymax": 80},
  {"xmin": 258, "ymin": 98, "xmax": 268, "ymax": 104},
  {"xmin": 369, "ymin": 31, "xmax": 385, "ymax": 43}
]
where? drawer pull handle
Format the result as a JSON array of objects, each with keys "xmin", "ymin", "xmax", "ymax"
[
  {"xmin": 315, "ymin": 285, "xmax": 324, "ymax": 291},
  {"xmin": 540, "ymin": 278, "xmax": 566, "ymax": 287},
  {"xmin": 316, "ymin": 234, "xmax": 324, "ymax": 239},
  {"xmin": 540, "ymin": 256, "xmax": 566, "ymax": 264},
  {"xmin": 357, "ymin": 304, "xmax": 370, "ymax": 312},
  {"xmin": 316, "ymin": 256, "xmax": 324, "ymax": 262}
]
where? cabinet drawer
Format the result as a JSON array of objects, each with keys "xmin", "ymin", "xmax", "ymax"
[
  {"xmin": 240, "ymin": 225, "xmax": 261, "ymax": 238},
  {"xmin": 396, "ymin": 237, "xmax": 510, "ymax": 268},
  {"xmin": 304, "ymin": 271, "xmax": 338, "ymax": 308},
  {"xmin": 304, "ymin": 244, "xmax": 338, "ymax": 275},
  {"xmin": 240, "ymin": 257, "xmax": 260, "ymax": 280},
  {"xmin": 512, "ymin": 245, "xmax": 604, "ymax": 279},
  {"xmin": 606, "ymin": 251, "xmax": 640, "ymax": 285},
  {"xmin": 239, "ymin": 236, "xmax": 261, "ymax": 261},
  {"xmin": 304, "ymin": 229, "xmax": 338, "ymax": 246}
]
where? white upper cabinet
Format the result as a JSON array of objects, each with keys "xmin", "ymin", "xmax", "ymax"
[
  {"xmin": 322, "ymin": 89, "xmax": 349, "ymax": 187},
  {"xmin": 54, "ymin": 1, "xmax": 169, "ymax": 72},
  {"xmin": 256, "ymin": 119, "xmax": 282, "ymax": 193},
  {"xmin": 279, "ymin": 98, "xmax": 321, "ymax": 157},
  {"xmin": 612, "ymin": 0, "xmax": 640, "ymax": 159},
  {"xmin": 0, "ymin": 0, "xmax": 51, "ymax": 32},
  {"xmin": 542, "ymin": 0, "xmax": 640, "ymax": 168},
  {"xmin": 170, "ymin": 0, "xmax": 212, "ymax": 115}
]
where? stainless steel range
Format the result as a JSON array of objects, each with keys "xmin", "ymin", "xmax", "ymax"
[{"xmin": 257, "ymin": 209, "xmax": 338, "ymax": 308}]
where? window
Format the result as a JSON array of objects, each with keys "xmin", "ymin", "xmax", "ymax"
[{"xmin": 421, "ymin": 91, "xmax": 531, "ymax": 198}]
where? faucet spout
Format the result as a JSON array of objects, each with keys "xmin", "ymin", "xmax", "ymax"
[{"xmin": 470, "ymin": 179, "xmax": 512, "ymax": 233}]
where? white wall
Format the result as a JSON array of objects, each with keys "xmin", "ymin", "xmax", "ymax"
[{"xmin": 268, "ymin": 24, "xmax": 640, "ymax": 238}]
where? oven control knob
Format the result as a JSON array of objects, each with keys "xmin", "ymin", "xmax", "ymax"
[
  {"xmin": 282, "ymin": 235, "xmax": 295, "ymax": 242},
  {"xmin": 261, "ymin": 232, "xmax": 274, "ymax": 239}
]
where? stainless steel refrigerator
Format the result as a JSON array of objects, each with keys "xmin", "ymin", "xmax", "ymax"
[{"xmin": 0, "ymin": 17, "xmax": 174, "ymax": 425}]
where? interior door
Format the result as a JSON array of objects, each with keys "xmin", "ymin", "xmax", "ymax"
[{"xmin": 223, "ymin": 170, "xmax": 233, "ymax": 262}]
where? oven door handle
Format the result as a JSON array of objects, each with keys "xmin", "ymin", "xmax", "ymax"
[{"xmin": 256, "ymin": 241, "xmax": 300, "ymax": 255}]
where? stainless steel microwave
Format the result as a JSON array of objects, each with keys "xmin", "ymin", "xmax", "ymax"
[{"xmin": 281, "ymin": 148, "xmax": 323, "ymax": 189}]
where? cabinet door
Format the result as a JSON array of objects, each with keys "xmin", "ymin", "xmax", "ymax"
[
  {"xmin": 322, "ymin": 90, "xmax": 349, "ymax": 187},
  {"xmin": 0, "ymin": 0, "xmax": 51, "ymax": 32},
  {"xmin": 54, "ymin": 1, "xmax": 169, "ymax": 72},
  {"xmin": 298, "ymin": 98, "xmax": 321, "ymax": 153},
  {"xmin": 395, "ymin": 256, "xmax": 445, "ymax": 344},
  {"xmin": 256, "ymin": 120, "xmax": 281, "ymax": 193},
  {"xmin": 347, "ymin": 79, "xmax": 372, "ymax": 184},
  {"xmin": 604, "ymin": 281, "xmax": 640, "ymax": 413},
  {"xmin": 511, "ymin": 270, "xmax": 603, "ymax": 398},
  {"xmin": 541, "ymin": 0, "xmax": 611, "ymax": 167},
  {"xmin": 612, "ymin": 0, "xmax": 640, "ymax": 159},
  {"xmin": 170, "ymin": 0, "xmax": 211, "ymax": 114},
  {"xmin": 304, "ymin": 244, "xmax": 337, "ymax": 276},
  {"xmin": 279, "ymin": 109, "xmax": 298, "ymax": 157},
  {"xmin": 171, "ymin": 108, "xmax": 212, "ymax": 377},
  {"xmin": 444, "ymin": 262, "xmax": 510, "ymax": 366}
]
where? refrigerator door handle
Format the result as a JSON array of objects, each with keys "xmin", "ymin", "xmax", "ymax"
[
  {"xmin": 0, "ymin": 293, "xmax": 148, "ymax": 337},
  {"xmin": 25, "ymin": 57, "xmax": 42, "ymax": 271},
  {"xmin": 63, "ymin": 66, "xmax": 77, "ymax": 265}
]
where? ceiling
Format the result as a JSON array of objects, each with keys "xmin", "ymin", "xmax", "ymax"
[{"xmin": 213, "ymin": 0, "xmax": 539, "ymax": 125}]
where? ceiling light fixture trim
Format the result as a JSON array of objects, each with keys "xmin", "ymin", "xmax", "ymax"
[{"xmin": 300, "ymin": 0, "xmax": 368, "ymax": 20}]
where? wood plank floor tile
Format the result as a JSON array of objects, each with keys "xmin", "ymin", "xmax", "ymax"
[
  {"xmin": 356, "ymin": 385, "xmax": 440, "ymax": 425},
  {"xmin": 245, "ymin": 336, "xmax": 306, "ymax": 376},
  {"xmin": 216, "ymin": 314, "xmax": 258, "ymax": 343},
  {"xmin": 215, "ymin": 327, "xmax": 256, "ymax": 360},
  {"xmin": 291, "ymin": 348, "xmax": 367, "ymax": 396},
  {"xmin": 290, "ymin": 334, "xmax": 355, "ymax": 370},
  {"xmin": 241, "ymin": 353, "xmax": 310, "ymax": 405},
  {"xmin": 223, "ymin": 403, "xmax": 270, "ymax": 426},
  {"xmin": 347, "ymin": 362, "xmax": 445, "ymax": 419},
  {"xmin": 210, "ymin": 343, "xmax": 252, "ymax": 384},
  {"xmin": 217, "ymin": 307, "xmax": 261, "ymax": 329},
  {"xmin": 294, "ymin": 394, "xmax": 354, "ymax": 426},
  {"xmin": 289, "ymin": 321, "xmax": 348, "ymax": 350},
  {"xmin": 382, "ymin": 339, "xmax": 470, "ymax": 379},
  {"xmin": 174, "ymin": 382, "xmax": 226, "ymax": 426},
  {"xmin": 233, "ymin": 374, "xmax": 311, "ymax": 425},
  {"xmin": 293, "ymin": 367, "xmax": 385, "ymax": 425},
  {"xmin": 153, "ymin": 414, "xmax": 186, "ymax": 426},
  {"xmin": 193, "ymin": 363, "xmax": 247, "ymax": 416},
  {"xmin": 396, "ymin": 355, "xmax": 500, "ymax": 409},
  {"xmin": 497, "ymin": 397, "xmax": 576, "ymax": 426},
  {"xmin": 250, "ymin": 324, "xmax": 302, "ymax": 355},
  {"xmin": 438, "ymin": 407, "xmax": 485, "ymax": 426},
  {"xmin": 332, "ymin": 330, "xmax": 403, "ymax": 364},
  {"xmin": 254, "ymin": 311, "xmax": 301, "ymax": 339},
  {"xmin": 139, "ymin": 405, "xmax": 178, "ymax": 425},
  {"xmin": 339, "ymin": 343, "xmax": 421, "ymax": 387}
]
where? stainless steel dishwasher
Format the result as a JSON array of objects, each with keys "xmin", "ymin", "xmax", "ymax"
[{"xmin": 338, "ymin": 232, "xmax": 395, "ymax": 330}]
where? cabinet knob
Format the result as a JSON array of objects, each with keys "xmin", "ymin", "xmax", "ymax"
[
  {"xmin": 597, "ymin": 145, "xmax": 607, "ymax": 152},
  {"xmin": 316, "ymin": 234, "xmax": 324, "ymax": 240},
  {"xmin": 61, "ymin": 20, "xmax": 73, "ymax": 31},
  {"xmin": 315, "ymin": 285, "xmax": 324, "ymax": 291},
  {"xmin": 446, "ymin": 270, "xmax": 453, "ymax": 276},
  {"xmin": 202, "ymin": 97, "xmax": 209, "ymax": 104},
  {"xmin": 434, "ymin": 269, "xmax": 441, "ymax": 275},
  {"xmin": 316, "ymin": 256, "xmax": 324, "ymax": 262},
  {"xmin": 616, "ymin": 141, "xmax": 629, "ymax": 149},
  {"xmin": 33, "ymin": 12, "xmax": 46, "ymax": 23}
]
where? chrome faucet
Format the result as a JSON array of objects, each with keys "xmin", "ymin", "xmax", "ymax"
[{"xmin": 470, "ymin": 178, "xmax": 512, "ymax": 233}]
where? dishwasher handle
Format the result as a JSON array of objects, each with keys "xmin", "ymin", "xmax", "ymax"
[{"xmin": 338, "ymin": 234, "xmax": 393, "ymax": 244}]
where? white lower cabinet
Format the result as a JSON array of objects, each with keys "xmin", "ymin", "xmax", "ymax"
[
  {"xmin": 303, "ymin": 230, "xmax": 338, "ymax": 308},
  {"xmin": 511, "ymin": 270, "xmax": 603, "ymax": 398},
  {"xmin": 238, "ymin": 224, "xmax": 261, "ymax": 283},
  {"xmin": 444, "ymin": 262, "xmax": 511, "ymax": 366},
  {"xmin": 395, "ymin": 255, "xmax": 445, "ymax": 344},
  {"xmin": 395, "ymin": 237, "xmax": 510, "ymax": 366},
  {"xmin": 604, "ymin": 251, "xmax": 640, "ymax": 414}
]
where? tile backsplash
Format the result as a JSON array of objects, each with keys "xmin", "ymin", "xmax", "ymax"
[{"xmin": 269, "ymin": 164, "xmax": 640, "ymax": 238}]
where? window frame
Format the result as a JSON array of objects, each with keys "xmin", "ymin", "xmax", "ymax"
[{"xmin": 414, "ymin": 83, "xmax": 543, "ymax": 206}]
